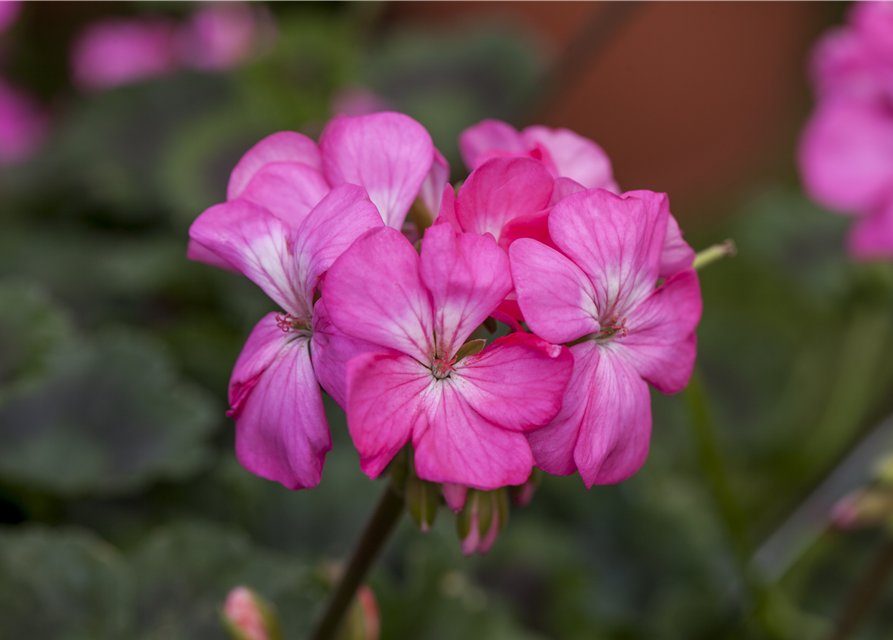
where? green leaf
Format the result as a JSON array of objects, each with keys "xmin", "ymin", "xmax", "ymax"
[{"xmin": 0, "ymin": 330, "xmax": 219, "ymax": 496}]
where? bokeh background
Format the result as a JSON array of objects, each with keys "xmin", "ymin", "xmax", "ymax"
[{"xmin": 3, "ymin": 2, "xmax": 893, "ymax": 639}]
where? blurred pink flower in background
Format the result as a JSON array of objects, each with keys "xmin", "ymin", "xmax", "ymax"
[
  {"xmin": 331, "ymin": 85, "xmax": 394, "ymax": 118},
  {"xmin": 70, "ymin": 17, "xmax": 179, "ymax": 91},
  {"xmin": 798, "ymin": 0, "xmax": 893, "ymax": 260},
  {"xmin": 0, "ymin": 1, "xmax": 22, "ymax": 35},
  {"xmin": 177, "ymin": 2, "xmax": 268, "ymax": 72},
  {"xmin": 0, "ymin": 79, "xmax": 47, "ymax": 165}
]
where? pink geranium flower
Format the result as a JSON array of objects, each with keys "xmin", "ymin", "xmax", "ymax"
[
  {"xmin": 323, "ymin": 222, "xmax": 574, "ymax": 490},
  {"xmin": 798, "ymin": 1, "xmax": 893, "ymax": 259},
  {"xmin": 177, "ymin": 2, "xmax": 267, "ymax": 72},
  {"xmin": 0, "ymin": 79, "xmax": 47, "ymax": 166},
  {"xmin": 510, "ymin": 188, "xmax": 702, "ymax": 487},
  {"xmin": 70, "ymin": 17, "xmax": 179, "ymax": 91},
  {"xmin": 189, "ymin": 185, "xmax": 384, "ymax": 489},
  {"xmin": 189, "ymin": 112, "xmax": 448, "ymax": 271},
  {"xmin": 459, "ymin": 118, "xmax": 619, "ymax": 193},
  {"xmin": 0, "ymin": 1, "xmax": 22, "ymax": 34}
]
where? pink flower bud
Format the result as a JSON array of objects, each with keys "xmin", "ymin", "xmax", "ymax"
[
  {"xmin": 457, "ymin": 489, "xmax": 509, "ymax": 556},
  {"xmin": 336, "ymin": 585, "xmax": 380, "ymax": 640},
  {"xmin": 509, "ymin": 467, "xmax": 542, "ymax": 507},
  {"xmin": 831, "ymin": 488, "xmax": 893, "ymax": 530},
  {"xmin": 222, "ymin": 586, "xmax": 282, "ymax": 640},
  {"xmin": 442, "ymin": 482, "xmax": 468, "ymax": 513}
]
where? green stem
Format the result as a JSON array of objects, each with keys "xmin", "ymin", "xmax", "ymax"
[
  {"xmin": 827, "ymin": 539, "xmax": 893, "ymax": 640},
  {"xmin": 308, "ymin": 482, "xmax": 405, "ymax": 640},
  {"xmin": 693, "ymin": 239, "xmax": 736, "ymax": 271}
]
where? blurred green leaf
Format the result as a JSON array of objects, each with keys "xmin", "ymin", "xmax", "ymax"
[{"xmin": 0, "ymin": 330, "xmax": 218, "ymax": 496}]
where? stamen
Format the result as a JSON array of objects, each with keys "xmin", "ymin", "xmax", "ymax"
[
  {"xmin": 599, "ymin": 313, "xmax": 629, "ymax": 339},
  {"xmin": 276, "ymin": 312, "xmax": 301, "ymax": 333},
  {"xmin": 431, "ymin": 354, "xmax": 458, "ymax": 379}
]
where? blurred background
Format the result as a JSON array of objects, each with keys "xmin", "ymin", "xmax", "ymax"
[{"xmin": 3, "ymin": 2, "xmax": 893, "ymax": 639}]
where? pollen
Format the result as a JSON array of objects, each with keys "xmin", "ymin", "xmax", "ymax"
[{"xmin": 600, "ymin": 313, "xmax": 629, "ymax": 339}]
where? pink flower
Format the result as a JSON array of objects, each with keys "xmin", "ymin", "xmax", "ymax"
[
  {"xmin": 323, "ymin": 222, "xmax": 574, "ymax": 490},
  {"xmin": 189, "ymin": 185, "xmax": 384, "ymax": 489},
  {"xmin": 510, "ymin": 188, "xmax": 702, "ymax": 487},
  {"xmin": 177, "ymin": 2, "xmax": 266, "ymax": 72},
  {"xmin": 438, "ymin": 155, "xmax": 695, "ymax": 319},
  {"xmin": 0, "ymin": 1, "xmax": 22, "ymax": 34},
  {"xmin": 459, "ymin": 118, "xmax": 619, "ymax": 193},
  {"xmin": 70, "ymin": 18, "xmax": 179, "ymax": 91},
  {"xmin": 799, "ymin": 1, "xmax": 893, "ymax": 259},
  {"xmin": 188, "ymin": 113, "xmax": 446, "ymax": 268},
  {"xmin": 0, "ymin": 79, "xmax": 47, "ymax": 166}
]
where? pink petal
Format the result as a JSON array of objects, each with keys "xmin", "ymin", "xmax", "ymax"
[
  {"xmin": 498, "ymin": 208, "xmax": 555, "ymax": 252},
  {"xmin": 418, "ymin": 147, "xmax": 451, "ymax": 220},
  {"xmin": 455, "ymin": 156, "xmax": 554, "ymax": 242},
  {"xmin": 847, "ymin": 199, "xmax": 893, "ymax": 260},
  {"xmin": 456, "ymin": 332, "xmax": 573, "ymax": 432},
  {"xmin": 294, "ymin": 184, "xmax": 384, "ymax": 306},
  {"xmin": 620, "ymin": 268, "xmax": 701, "ymax": 394},
  {"xmin": 186, "ymin": 238, "xmax": 240, "ymax": 273},
  {"xmin": 189, "ymin": 199, "xmax": 305, "ymax": 317},
  {"xmin": 436, "ymin": 184, "xmax": 462, "ymax": 232},
  {"xmin": 419, "ymin": 223, "xmax": 512, "ymax": 355},
  {"xmin": 345, "ymin": 352, "xmax": 429, "ymax": 479},
  {"xmin": 227, "ymin": 131, "xmax": 323, "ymax": 201},
  {"xmin": 458, "ymin": 119, "xmax": 526, "ymax": 170},
  {"xmin": 442, "ymin": 483, "xmax": 468, "ymax": 512},
  {"xmin": 319, "ymin": 112, "xmax": 434, "ymax": 229},
  {"xmin": 324, "ymin": 227, "xmax": 434, "ymax": 362},
  {"xmin": 310, "ymin": 297, "xmax": 388, "ymax": 409},
  {"xmin": 240, "ymin": 162, "xmax": 331, "ymax": 229},
  {"xmin": 526, "ymin": 341, "xmax": 599, "ymax": 476},
  {"xmin": 548, "ymin": 188, "xmax": 668, "ymax": 315},
  {"xmin": 659, "ymin": 212, "xmax": 696, "ymax": 278},
  {"xmin": 229, "ymin": 314, "xmax": 330, "ymax": 490},
  {"xmin": 520, "ymin": 126, "xmax": 618, "ymax": 192},
  {"xmin": 509, "ymin": 238, "xmax": 600, "ymax": 345},
  {"xmin": 572, "ymin": 345, "xmax": 651, "ymax": 487},
  {"xmin": 798, "ymin": 100, "xmax": 893, "ymax": 214},
  {"xmin": 549, "ymin": 177, "xmax": 586, "ymax": 207},
  {"xmin": 412, "ymin": 379, "xmax": 535, "ymax": 490}
]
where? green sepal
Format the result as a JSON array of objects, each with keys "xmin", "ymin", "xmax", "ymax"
[
  {"xmin": 495, "ymin": 488, "xmax": 510, "ymax": 533},
  {"xmin": 456, "ymin": 490, "xmax": 477, "ymax": 539},
  {"xmin": 477, "ymin": 490, "xmax": 494, "ymax": 537},
  {"xmin": 407, "ymin": 196, "xmax": 435, "ymax": 232},
  {"xmin": 388, "ymin": 446, "xmax": 410, "ymax": 494},
  {"xmin": 454, "ymin": 339, "xmax": 486, "ymax": 362},
  {"xmin": 405, "ymin": 469, "xmax": 439, "ymax": 533}
]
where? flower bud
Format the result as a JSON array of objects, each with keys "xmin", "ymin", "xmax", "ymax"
[
  {"xmin": 221, "ymin": 586, "xmax": 283, "ymax": 640},
  {"xmin": 335, "ymin": 585, "xmax": 380, "ymax": 640},
  {"xmin": 831, "ymin": 488, "xmax": 893, "ymax": 530},
  {"xmin": 456, "ymin": 488, "xmax": 509, "ymax": 555},
  {"xmin": 509, "ymin": 468, "xmax": 542, "ymax": 506}
]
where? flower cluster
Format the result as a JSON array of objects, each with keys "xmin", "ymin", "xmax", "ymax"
[
  {"xmin": 70, "ymin": 3, "xmax": 273, "ymax": 92},
  {"xmin": 798, "ymin": 1, "xmax": 893, "ymax": 259},
  {"xmin": 189, "ymin": 112, "xmax": 701, "ymax": 551}
]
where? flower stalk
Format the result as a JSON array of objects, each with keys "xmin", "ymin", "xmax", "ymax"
[
  {"xmin": 692, "ymin": 239, "xmax": 737, "ymax": 271},
  {"xmin": 309, "ymin": 481, "xmax": 404, "ymax": 640}
]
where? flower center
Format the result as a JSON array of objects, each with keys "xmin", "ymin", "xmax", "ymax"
[
  {"xmin": 598, "ymin": 313, "xmax": 629, "ymax": 340},
  {"xmin": 276, "ymin": 312, "xmax": 308, "ymax": 333},
  {"xmin": 430, "ymin": 354, "xmax": 457, "ymax": 380}
]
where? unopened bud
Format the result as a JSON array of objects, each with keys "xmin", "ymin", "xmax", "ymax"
[
  {"xmin": 221, "ymin": 586, "xmax": 283, "ymax": 640},
  {"xmin": 335, "ymin": 585, "xmax": 380, "ymax": 640},
  {"xmin": 457, "ymin": 488, "xmax": 509, "ymax": 555},
  {"xmin": 509, "ymin": 468, "xmax": 542, "ymax": 506},
  {"xmin": 831, "ymin": 488, "xmax": 893, "ymax": 530}
]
